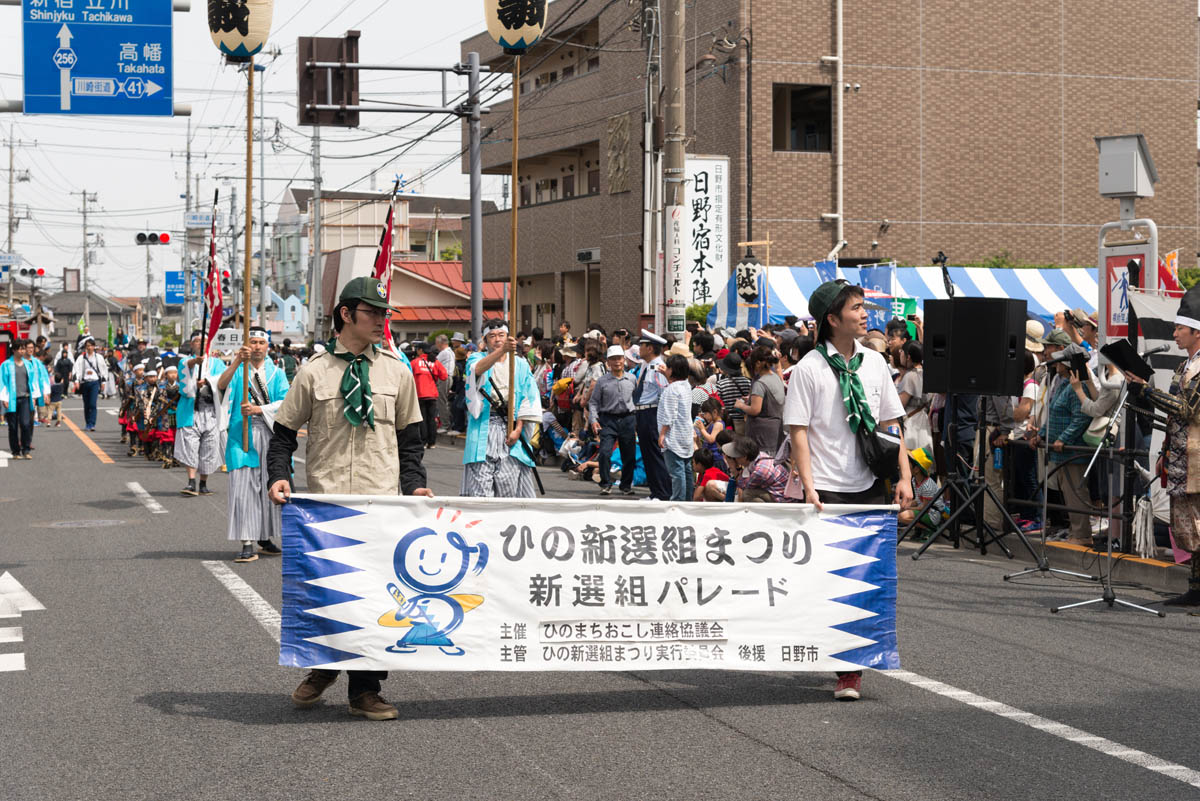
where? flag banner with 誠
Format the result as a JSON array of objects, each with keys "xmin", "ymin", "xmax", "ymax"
[{"xmin": 280, "ymin": 497, "xmax": 900, "ymax": 673}]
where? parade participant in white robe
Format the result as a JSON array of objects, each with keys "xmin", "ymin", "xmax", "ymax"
[
  {"xmin": 461, "ymin": 318, "xmax": 543, "ymax": 498},
  {"xmin": 216, "ymin": 327, "xmax": 290, "ymax": 563},
  {"xmin": 176, "ymin": 332, "xmax": 226, "ymax": 497}
]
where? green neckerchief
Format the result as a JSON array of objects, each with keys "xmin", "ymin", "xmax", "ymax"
[
  {"xmin": 327, "ymin": 338, "xmax": 376, "ymax": 429},
  {"xmin": 815, "ymin": 342, "xmax": 875, "ymax": 433}
]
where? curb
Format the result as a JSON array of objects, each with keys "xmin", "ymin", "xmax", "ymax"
[{"xmin": 900, "ymin": 533, "xmax": 1189, "ymax": 596}]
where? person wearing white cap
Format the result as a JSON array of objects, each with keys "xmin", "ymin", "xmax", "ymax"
[
  {"xmin": 587, "ymin": 344, "xmax": 639, "ymax": 495},
  {"xmin": 217, "ymin": 327, "xmax": 291, "ymax": 564}
]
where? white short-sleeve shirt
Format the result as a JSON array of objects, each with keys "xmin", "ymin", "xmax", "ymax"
[{"xmin": 783, "ymin": 340, "xmax": 905, "ymax": 493}]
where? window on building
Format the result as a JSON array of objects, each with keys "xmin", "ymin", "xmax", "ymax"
[
  {"xmin": 586, "ymin": 56, "xmax": 599, "ymax": 73},
  {"xmin": 520, "ymin": 182, "xmax": 531, "ymax": 207},
  {"xmin": 563, "ymin": 173, "xmax": 575, "ymax": 198},
  {"xmin": 562, "ymin": 64, "xmax": 575, "ymax": 80},
  {"xmin": 520, "ymin": 81, "xmax": 529, "ymax": 95},
  {"xmin": 587, "ymin": 169, "xmax": 600, "ymax": 194},
  {"xmin": 772, "ymin": 84, "xmax": 832, "ymax": 152}
]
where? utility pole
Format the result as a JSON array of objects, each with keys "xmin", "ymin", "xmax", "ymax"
[
  {"xmin": 145, "ymin": 235, "xmax": 152, "ymax": 342},
  {"xmin": 70, "ymin": 190, "xmax": 97, "ymax": 335},
  {"xmin": 468, "ymin": 51, "xmax": 483, "ymax": 342},
  {"xmin": 308, "ymin": 126, "xmax": 321, "ymax": 344},
  {"xmin": 6, "ymin": 124, "xmax": 14, "ymax": 313},
  {"xmin": 661, "ymin": 0, "xmax": 687, "ymax": 334},
  {"xmin": 230, "ymin": 183, "xmax": 239, "ymax": 304},
  {"xmin": 259, "ymin": 63, "xmax": 268, "ymax": 327},
  {"xmin": 182, "ymin": 118, "xmax": 193, "ymax": 340}
]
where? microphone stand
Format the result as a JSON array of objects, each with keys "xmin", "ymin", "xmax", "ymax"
[{"xmin": 1050, "ymin": 378, "xmax": 1165, "ymax": 617}]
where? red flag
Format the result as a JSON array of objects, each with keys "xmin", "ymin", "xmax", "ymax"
[
  {"xmin": 373, "ymin": 195, "xmax": 401, "ymax": 357},
  {"xmin": 204, "ymin": 202, "xmax": 223, "ymax": 356}
]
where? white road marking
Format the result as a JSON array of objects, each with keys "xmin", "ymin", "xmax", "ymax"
[
  {"xmin": 105, "ymin": 409, "xmax": 117, "ymax": 416},
  {"xmin": 127, "ymin": 481, "xmax": 168, "ymax": 514},
  {"xmin": 201, "ymin": 561, "xmax": 281, "ymax": 643},
  {"xmin": 888, "ymin": 669, "xmax": 1200, "ymax": 789},
  {"xmin": 0, "ymin": 653, "xmax": 25, "ymax": 672},
  {"xmin": 0, "ymin": 626, "xmax": 22, "ymax": 644},
  {"xmin": 0, "ymin": 449, "xmax": 10, "ymax": 468},
  {"xmin": 0, "ymin": 572, "xmax": 45, "ymax": 612}
]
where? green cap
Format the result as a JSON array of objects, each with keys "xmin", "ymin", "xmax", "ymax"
[
  {"xmin": 1042, "ymin": 329, "xmax": 1072, "ymax": 347},
  {"xmin": 808, "ymin": 279, "xmax": 851, "ymax": 328},
  {"xmin": 339, "ymin": 276, "xmax": 392, "ymax": 310}
]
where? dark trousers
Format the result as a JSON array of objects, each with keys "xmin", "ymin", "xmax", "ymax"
[
  {"xmin": 313, "ymin": 668, "xmax": 387, "ymax": 699},
  {"xmin": 5, "ymin": 396, "xmax": 33, "ymax": 456},
  {"xmin": 636, "ymin": 407, "xmax": 671, "ymax": 500},
  {"xmin": 1011, "ymin": 440, "xmax": 1042, "ymax": 523},
  {"xmin": 598, "ymin": 413, "xmax": 637, "ymax": 491},
  {"xmin": 81, "ymin": 380, "xmax": 100, "ymax": 428},
  {"xmin": 419, "ymin": 397, "xmax": 438, "ymax": 446},
  {"xmin": 817, "ymin": 479, "xmax": 885, "ymax": 679}
]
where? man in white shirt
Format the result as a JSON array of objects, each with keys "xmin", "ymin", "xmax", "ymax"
[
  {"xmin": 434, "ymin": 334, "xmax": 455, "ymax": 431},
  {"xmin": 70, "ymin": 335, "xmax": 110, "ymax": 431},
  {"xmin": 784, "ymin": 279, "xmax": 910, "ymax": 703}
]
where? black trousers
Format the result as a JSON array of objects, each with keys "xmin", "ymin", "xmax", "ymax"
[
  {"xmin": 598, "ymin": 412, "xmax": 637, "ymax": 491},
  {"xmin": 313, "ymin": 669, "xmax": 387, "ymax": 699},
  {"xmin": 817, "ymin": 479, "xmax": 885, "ymax": 679},
  {"xmin": 5, "ymin": 396, "xmax": 33, "ymax": 456},
  {"xmin": 636, "ymin": 407, "xmax": 671, "ymax": 500},
  {"xmin": 419, "ymin": 397, "xmax": 438, "ymax": 446}
]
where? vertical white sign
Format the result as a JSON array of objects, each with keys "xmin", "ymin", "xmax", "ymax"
[
  {"xmin": 685, "ymin": 156, "xmax": 729, "ymax": 306},
  {"xmin": 665, "ymin": 205, "xmax": 687, "ymax": 333}
]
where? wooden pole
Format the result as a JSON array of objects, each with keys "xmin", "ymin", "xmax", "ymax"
[
  {"xmin": 507, "ymin": 55, "xmax": 521, "ymax": 432},
  {"xmin": 242, "ymin": 59, "xmax": 254, "ymax": 452}
]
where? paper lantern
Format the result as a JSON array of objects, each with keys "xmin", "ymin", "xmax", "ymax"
[
  {"xmin": 484, "ymin": 0, "xmax": 549, "ymax": 54},
  {"xmin": 208, "ymin": 0, "xmax": 274, "ymax": 62}
]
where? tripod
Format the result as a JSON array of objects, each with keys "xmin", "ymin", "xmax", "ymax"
[
  {"xmin": 1003, "ymin": 448, "xmax": 1099, "ymax": 583},
  {"xmin": 1050, "ymin": 379, "xmax": 1165, "ymax": 617},
  {"xmin": 900, "ymin": 395, "xmax": 1042, "ymax": 562}
]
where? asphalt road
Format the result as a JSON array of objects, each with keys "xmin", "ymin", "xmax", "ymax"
[{"xmin": 2, "ymin": 399, "xmax": 1199, "ymax": 801}]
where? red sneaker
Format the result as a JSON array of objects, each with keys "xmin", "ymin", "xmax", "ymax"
[{"xmin": 833, "ymin": 673, "xmax": 862, "ymax": 701}]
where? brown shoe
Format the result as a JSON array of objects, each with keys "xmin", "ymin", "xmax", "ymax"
[
  {"xmin": 291, "ymin": 670, "xmax": 337, "ymax": 708},
  {"xmin": 349, "ymin": 691, "xmax": 398, "ymax": 721}
]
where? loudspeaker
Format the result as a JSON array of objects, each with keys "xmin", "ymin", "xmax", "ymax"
[{"xmin": 923, "ymin": 298, "xmax": 1027, "ymax": 396}]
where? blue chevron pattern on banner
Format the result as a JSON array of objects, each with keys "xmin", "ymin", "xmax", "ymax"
[
  {"xmin": 280, "ymin": 499, "xmax": 370, "ymax": 668},
  {"xmin": 823, "ymin": 511, "xmax": 900, "ymax": 670}
]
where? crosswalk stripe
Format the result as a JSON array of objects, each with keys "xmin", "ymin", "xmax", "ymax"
[
  {"xmin": 0, "ymin": 627, "xmax": 22, "ymax": 644},
  {"xmin": 0, "ymin": 653, "xmax": 25, "ymax": 672}
]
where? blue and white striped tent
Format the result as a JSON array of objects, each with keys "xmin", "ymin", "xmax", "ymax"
[{"xmin": 707, "ymin": 265, "xmax": 1100, "ymax": 330}]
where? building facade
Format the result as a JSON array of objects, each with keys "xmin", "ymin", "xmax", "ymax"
[{"xmin": 462, "ymin": 0, "xmax": 1200, "ymax": 332}]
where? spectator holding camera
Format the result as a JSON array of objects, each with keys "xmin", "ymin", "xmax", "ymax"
[{"xmin": 1031, "ymin": 355, "xmax": 1093, "ymax": 545}]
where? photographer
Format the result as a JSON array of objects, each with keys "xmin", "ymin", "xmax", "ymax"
[{"xmin": 1031, "ymin": 355, "xmax": 1094, "ymax": 545}]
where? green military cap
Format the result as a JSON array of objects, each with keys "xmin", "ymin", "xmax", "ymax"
[
  {"xmin": 808, "ymin": 279, "xmax": 852, "ymax": 327},
  {"xmin": 1041, "ymin": 329, "xmax": 1072, "ymax": 347},
  {"xmin": 339, "ymin": 276, "xmax": 393, "ymax": 310}
]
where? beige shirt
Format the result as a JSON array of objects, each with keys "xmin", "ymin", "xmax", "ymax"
[{"xmin": 275, "ymin": 341, "xmax": 422, "ymax": 495}]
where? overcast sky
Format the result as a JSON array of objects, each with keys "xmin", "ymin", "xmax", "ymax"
[{"xmin": 0, "ymin": 0, "xmax": 506, "ymax": 298}]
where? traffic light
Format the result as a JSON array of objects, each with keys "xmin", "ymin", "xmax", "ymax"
[
  {"xmin": 17, "ymin": 267, "xmax": 45, "ymax": 279},
  {"xmin": 221, "ymin": 270, "xmax": 231, "ymax": 297},
  {"xmin": 135, "ymin": 232, "xmax": 171, "ymax": 245}
]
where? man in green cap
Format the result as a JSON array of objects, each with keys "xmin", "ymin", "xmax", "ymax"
[
  {"xmin": 266, "ymin": 275, "xmax": 433, "ymax": 721},
  {"xmin": 783, "ymin": 279, "xmax": 910, "ymax": 702}
]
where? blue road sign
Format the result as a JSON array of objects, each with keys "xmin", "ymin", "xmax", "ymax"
[
  {"xmin": 23, "ymin": 0, "xmax": 173, "ymax": 117},
  {"xmin": 164, "ymin": 270, "xmax": 184, "ymax": 305}
]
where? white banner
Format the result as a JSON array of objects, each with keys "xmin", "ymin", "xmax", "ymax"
[
  {"xmin": 685, "ymin": 155, "xmax": 729, "ymax": 306},
  {"xmin": 281, "ymin": 496, "xmax": 900, "ymax": 673},
  {"xmin": 664, "ymin": 205, "xmax": 688, "ymax": 333}
]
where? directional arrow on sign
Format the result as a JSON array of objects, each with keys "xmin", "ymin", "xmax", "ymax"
[
  {"xmin": 144, "ymin": 79, "xmax": 163, "ymax": 97},
  {"xmin": 56, "ymin": 23, "xmax": 73, "ymax": 111}
]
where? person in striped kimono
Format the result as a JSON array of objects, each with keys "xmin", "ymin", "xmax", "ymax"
[{"xmin": 216, "ymin": 328, "xmax": 290, "ymax": 564}]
